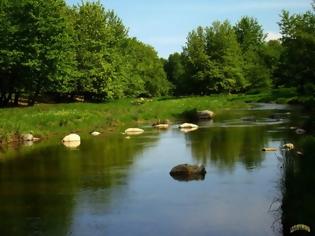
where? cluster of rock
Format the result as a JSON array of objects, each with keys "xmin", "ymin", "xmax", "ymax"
[{"xmin": 262, "ymin": 142, "xmax": 304, "ymax": 157}]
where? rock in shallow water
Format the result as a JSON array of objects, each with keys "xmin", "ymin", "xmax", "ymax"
[
  {"xmin": 170, "ymin": 164, "xmax": 206, "ymax": 181},
  {"xmin": 197, "ymin": 110, "xmax": 214, "ymax": 120},
  {"xmin": 21, "ymin": 133, "xmax": 33, "ymax": 141},
  {"xmin": 124, "ymin": 128, "xmax": 144, "ymax": 135},
  {"xmin": 91, "ymin": 131, "xmax": 101, "ymax": 136},
  {"xmin": 179, "ymin": 123, "xmax": 198, "ymax": 129},
  {"xmin": 62, "ymin": 133, "xmax": 80, "ymax": 142}
]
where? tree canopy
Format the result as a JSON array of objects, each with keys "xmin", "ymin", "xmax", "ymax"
[
  {"xmin": 0, "ymin": 0, "xmax": 169, "ymax": 106},
  {"xmin": 165, "ymin": 4, "xmax": 314, "ymax": 97},
  {"xmin": 276, "ymin": 9, "xmax": 315, "ymax": 95},
  {"xmin": 0, "ymin": 0, "xmax": 314, "ymax": 106}
]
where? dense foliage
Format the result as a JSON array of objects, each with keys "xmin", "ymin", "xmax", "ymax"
[
  {"xmin": 0, "ymin": 0, "xmax": 314, "ymax": 106},
  {"xmin": 0, "ymin": 0, "xmax": 169, "ymax": 106},
  {"xmin": 165, "ymin": 5, "xmax": 314, "ymax": 98},
  {"xmin": 276, "ymin": 8, "xmax": 315, "ymax": 96}
]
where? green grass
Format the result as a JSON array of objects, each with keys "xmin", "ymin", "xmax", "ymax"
[
  {"xmin": 0, "ymin": 94, "xmax": 252, "ymax": 143},
  {"xmin": 1, "ymin": 89, "xmax": 311, "ymax": 143}
]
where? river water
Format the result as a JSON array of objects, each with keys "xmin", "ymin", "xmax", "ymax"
[{"xmin": 0, "ymin": 104, "xmax": 313, "ymax": 236}]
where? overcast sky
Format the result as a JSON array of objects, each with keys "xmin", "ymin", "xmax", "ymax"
[{"xmin": 66, "ymin": 0, "xmax": 313, "ymax": 58}]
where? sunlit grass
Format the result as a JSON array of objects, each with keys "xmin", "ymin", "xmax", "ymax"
[{"xmin": 0, "ymin": 93, "xmax": 283, "ymax": 142}]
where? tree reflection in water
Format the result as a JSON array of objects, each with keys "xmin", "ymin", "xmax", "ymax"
[{"xmin": 279, "ymin": 136, "xmax": 315, "ymax": 236}]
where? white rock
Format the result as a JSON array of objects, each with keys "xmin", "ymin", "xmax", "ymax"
[
  {"xmin": 22, "ymin": 133, "xmax": 33, "ymax": 141},
  {"xmin": 62, "ymin": 133, "xmax": 80, "ymax": 142},
  {"xmin": 283, "ymin": 143, "xmax": 294, "ymax": 150},
  {"xmin": 124, "ymin": 128, "xmax": 144, "ymax": 135},
  {"xmin": 197, "ymin": 110, "xmax": 215, "ymax": 119},
  {"xmin": 153, "ymin": 124, "xmax": 169, "ymax": 129},
  {"xmin": 179, "ymin": 123, "xmax": 199, "ymax": 129},
  {"xmin": 91, "ymin": 131, "xmax": 101, "ymax": 136}
]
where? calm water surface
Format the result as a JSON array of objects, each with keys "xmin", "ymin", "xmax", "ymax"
[{"xmin": 0, "ymin": 104, "xmax": 313, "ymax": 236}]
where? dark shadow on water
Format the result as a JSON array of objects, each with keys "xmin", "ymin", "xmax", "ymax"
[
  {"xmin": 279, "ymin": 135, "xmax": 315, "ymax": 236},
  {"xmin": 169, "ymin": 173, "xmax": 206, "ymax": 182}
]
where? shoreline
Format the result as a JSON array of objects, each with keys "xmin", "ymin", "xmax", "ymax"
[{"xmin": 0, "ymin": 91, "xmax": 313, "ymax": 145}]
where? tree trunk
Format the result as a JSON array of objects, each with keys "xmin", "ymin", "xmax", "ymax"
[{"xmin": 14, "ymin": 92, "xmax": 20, "ymax": 106}]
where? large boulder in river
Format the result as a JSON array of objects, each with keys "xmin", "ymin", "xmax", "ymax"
[
  {"xmin": 170, "ymin": 164, "xmax": 206, "ymax": 181},
  {"xmin": 197, "ymin": 110, "xmax": 214, "ymax": 120},
  {"xmin": 62, "ymin": 133, "xmax": 80, "ymax": 142}
]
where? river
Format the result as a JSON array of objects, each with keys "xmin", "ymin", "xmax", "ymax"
[{"xmin": 0, "ymin": 103, "xmax": 313, "ymax": 236}]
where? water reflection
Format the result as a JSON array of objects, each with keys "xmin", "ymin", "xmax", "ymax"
[
  {"xmin": 186, "ymin": 126, "xmax": 268, "ymax": 170},
  {"xmin": 0, "ymin": 133, "xmax": 160, "ymax": 235},
  {"xmin": 170, "ymin": 173, "xmax": 205, "ymax": 182},
  {"xmin": 279, "ymin": 136, "xmax": 315, "ymax": 236},
  {"xmin": 0, "ymin": 105, "xmax": 312, "ymax": 236}
]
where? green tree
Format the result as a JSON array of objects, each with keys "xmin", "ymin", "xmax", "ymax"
[
  {"xmin": 277, "ymin": 9, "xmax": 315, "ymax": 94},
  {"xmin": 124, "ymin": 39, "xmax": 170, "ymax": 97},
  {"xmin": 183, "ymin": 21, "xmax": 245, "ymax": 94},
  {"xmin": 164, "ymin": 52, "xmax": 186, "ymax": 95},
  {"xmin": 234, "ymin": 16, "xmax": 265, "ymax": 52},
  {"xmin": 0, "ymin": 0, "xmax": 77, "ymax": 106},
  {"xmin": 262, "ymin": 40, "xmax": 283, "ymax": 87},
  {"xmin": 234, "ymin": 17, "xmax": 271, "ymax": 91},
  {"xmin": 73, "ymin": 1, "xmax": 128, "ymax": 101},
  {"xmin": 0, "ymin": 0, "xmax": 22, "ymax": 106},
  {"xmin": 21, "ymin": 0, "xmax": 77, "ymax": 104}
]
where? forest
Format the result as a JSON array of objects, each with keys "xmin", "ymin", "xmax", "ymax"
[{"xmin": 0, "ymin": 0, "xmax": 314, "ymax": 107}]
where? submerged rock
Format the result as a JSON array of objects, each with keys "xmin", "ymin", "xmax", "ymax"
[
  {"xmin": 170, "ymin": 164, "xmax": 206, "ymax": 181},
  {"xmin": 63, "ymin": 140, "xmax": 80, "ymax": 149},
  {"xmin": 180, "ymin": 127, "xmax": 198, "ymax": 133},
  {"xmin": 295, "ymin": 128, "xmax": 306, "ymax": 135}
]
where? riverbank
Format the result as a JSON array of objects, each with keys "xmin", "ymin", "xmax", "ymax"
[{"xmin": 0, "ymin": 90, "xmax": 313, "ymax": 144}]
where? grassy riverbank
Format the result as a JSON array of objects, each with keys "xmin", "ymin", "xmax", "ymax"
[
  {"xmin": 0, "ymin": 94, "xmax": 251, "ymax": 143},
  {"xmin": 0, "ymin": 89, "xmax": 313, "ymax": 143}
]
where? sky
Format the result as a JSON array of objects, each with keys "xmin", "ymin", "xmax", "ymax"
[{"xmin": 66, "ymin": 0, "xmax": 313, "ymax": 58}]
